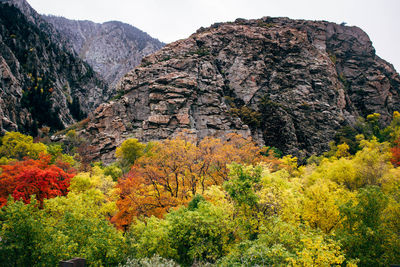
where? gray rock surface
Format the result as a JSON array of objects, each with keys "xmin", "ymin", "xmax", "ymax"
[
  {"xmin": 79, "ymin": 17, "xmax": 400, "ymax": 163},
  {"xmin": 0, "ymin": 1, "xmax": 109, "ymax": 134},
  {"xmin": 43, "ymin": 16, "xmax": 164, "ymax": 87}
]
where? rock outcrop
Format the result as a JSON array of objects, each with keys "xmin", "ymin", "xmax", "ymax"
[
  {"xmin": 43, "ymin": 16, "xmax": 164, "ymax": 87},
  {"xmin": 0, "ymin": 1, "xmax": 109, "ymax": 134},
  {"xmin": 80, "ymin": 17, "xmax": 400, "ymax": 163}
]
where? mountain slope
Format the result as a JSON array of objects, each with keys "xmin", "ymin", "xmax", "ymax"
[
  {"xmin": 0, "ymin": 2, "xmax": 109, "ymax": 134},
  {"xmin": 78, "ymin": 17, "xmax": 400, "ymax": 162},
  {"xmin": 0, "ymin": 0, "xmax": 77, "ymax": 53},
  {"xmin": 43, "ymin": 16, "xmax": 164, "ymax": 87}
]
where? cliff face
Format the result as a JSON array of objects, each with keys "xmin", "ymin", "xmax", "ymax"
[
  {"xmin": 80, "ymin": 17, "xmax": 400, "ymax": 162},
  {"xmin": 0, "ymin": 1, "xmax": 109, "ymax": 134},
  {"xmin": 43, "ymin": 16, "xmax": 164, "ymax": 87}
]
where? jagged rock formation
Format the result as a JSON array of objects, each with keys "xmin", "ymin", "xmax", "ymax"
[
  {"xmin": 0, "ymin": 1, "xmax": 109, "ymax": 134},
  {"xmin": 43, "ymin": 16, "xmax": 164, "ymax": 87},
  {"xmin": 80, "ymin": 17, "xmax": 400, "ymax": 163}
]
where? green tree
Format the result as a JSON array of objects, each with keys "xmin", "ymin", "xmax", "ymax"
[
  {"xmin": 224, "ymin": 164, "xmax": 261, "ymax": 207},
  {"xmin": 47, "ymin": 143, "xmax": 77, "ymax": 166},
  {"xmin": 39, "ymin": 167, "xmax": 125, "ymax": 265},
  {"xmin": 223, "ymin": 164, "xmax": 263, "ymax": 240},
  {"xmin": 128, "ymin": 197, "xmax": 235, "ymax": 266},
  {"xmin": 166, "ymin": 198, "xmax": 234, "ymax": 265},
  {"xmin": 127, "ymin": 216, "xmax": 172, "ymax": 260},
  {"xmin": 218, "ymin": 217, "xmax": 345, "ymax": 266},
  {"xmin": 115, "ymin": 138, "xmax": 146, "ymax": 171},
  {"xmin": 337, "ymin": 186, "xmax": 389, "ymax": 266},
  {"xmin": 103, "ymin": 163, "xmax": 123, "ymax": 181},
  {"xmin": 40, "ymin": 211, "xmax": 127, "ymax": 266},
  {"xmin": 0, "ymin": 198, "xmax": 45, "ymax": 266},
  {"xmin": 0, "ymin": 131, "xmax": 47, "ymax": 160}
]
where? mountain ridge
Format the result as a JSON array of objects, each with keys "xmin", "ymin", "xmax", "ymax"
[
  {"xmin": 0, "ymin": 1, "xmax": 110, "ymax": 134},
  {"xmin": 0, "ymin": 0, "xmax": 164, "ymax": 135},
  {"xmin": 43, "ymin": 15, "xmax": 165, "ymax": 87},
  {"xmin": 77, "ymin": 16, "xmax": 400, "ymax": 162}
]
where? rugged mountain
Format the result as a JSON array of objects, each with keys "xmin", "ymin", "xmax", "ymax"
[
  {"xmin": 0, "ymin": 0, "xmax": 77, "ymax": 53},
  {"xmin": 43, "ymin": 16, "xmax": 164, "ymax": 87},
  {"xmin": 0, "ymin": 1, "xmax": 109, "ymax": 134},
  {"xmin": 78, "ymin": 17, "xmax": 400, "ymax": 163}
]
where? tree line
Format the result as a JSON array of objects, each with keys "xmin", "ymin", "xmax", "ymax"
[{"xmin": 0, "ymin": 112, "xmax": 400, "ymax": 266}]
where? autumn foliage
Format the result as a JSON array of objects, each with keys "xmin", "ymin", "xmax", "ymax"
[
  {"xmin": 2, "ymin": 113, "xmax": 400, "ymax": 266},
  {"xmin": 0, "ymin": 153, "xmax": 75, "ymax": 206},
  {"xmin": 113, "ymin": 133, "xmax": 264, "ymax": 228},
  {"xmin": 390, "ymin": 138, "xmax": 400, "ymax": 167}
]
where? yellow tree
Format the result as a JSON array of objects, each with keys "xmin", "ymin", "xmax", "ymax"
[
  {"xmin": 44, "ymin": 166, "xmax": 118, "ymax": 221},
  {"xmin": 302, "ymin": 179, "xmax": 355, "ymax": 233},
  {"xmin": 258, "ymin": 168, "xmax": 303, "ymax": 224},
  {"xmin": 0, "ymin": 131, "xmax": 46, "ymax": 160}
]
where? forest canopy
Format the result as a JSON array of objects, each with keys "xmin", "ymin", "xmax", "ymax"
[{"xmin": 0, "ymin": 113, "xmax": 400, "ymax": 266}]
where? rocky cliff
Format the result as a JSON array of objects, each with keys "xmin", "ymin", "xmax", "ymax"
[
  {"xmin": 43, "ymin": 16, "xmax": 164, "ymax": 87},
  {"xmin": 1, "ymin": 0, "xmax": 69, "ymax": 47},
  {"xmin": 0, "ymin": 1, "xmax": 110, "ymax": 134},
  {"xmin": 79, "ymin": 17, "xmax": 400, "ymax": 162}
]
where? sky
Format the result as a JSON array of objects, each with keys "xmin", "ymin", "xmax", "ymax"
[{"xmin": 28, "ymin": 0, "xmax": 400, "ymax": 72}]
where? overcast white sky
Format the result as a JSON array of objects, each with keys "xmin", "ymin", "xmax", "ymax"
[{"xmin": 28, "ymin": 0, "xmax": 400, "ymax": 72}]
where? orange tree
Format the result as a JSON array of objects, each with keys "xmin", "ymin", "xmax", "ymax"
[
  {"xmin": 113, "ymin": 133, "xmax": 265, "ymax": 229},
  {"xmin": 390, "ymin": 137, "xmax": 400, "ymax": 167}
]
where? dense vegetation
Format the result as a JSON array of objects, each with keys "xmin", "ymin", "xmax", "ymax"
[{"xmin": 0, "ymin": 113, "xmax": 400, "ymax": 266}]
